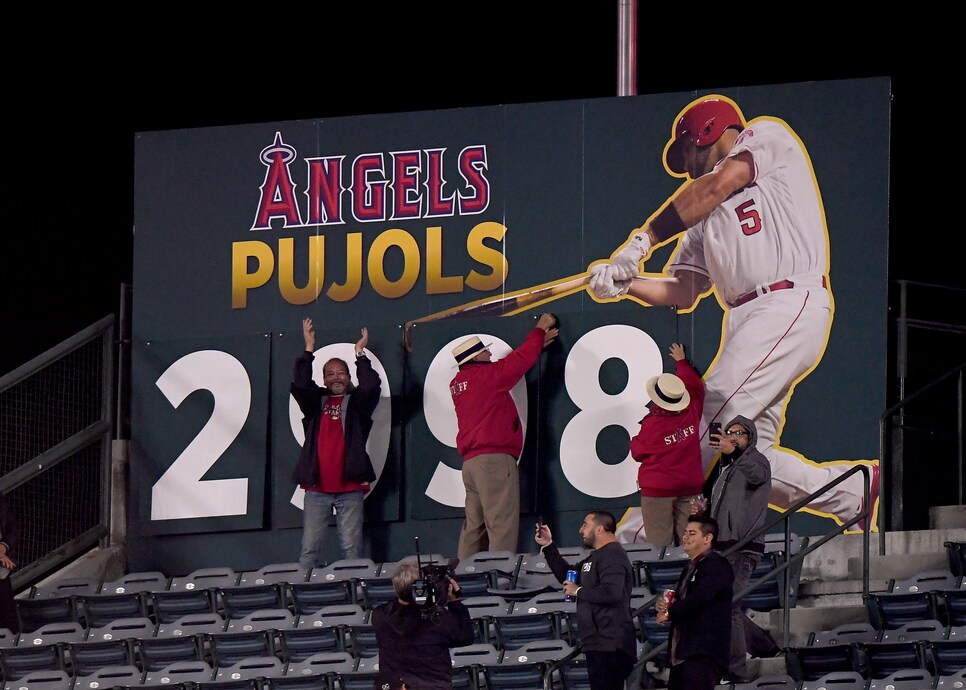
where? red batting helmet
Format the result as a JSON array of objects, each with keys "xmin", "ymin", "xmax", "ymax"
[{"xmin": 665, "ymin": 98, "xmax": 744, "ymax": 174}]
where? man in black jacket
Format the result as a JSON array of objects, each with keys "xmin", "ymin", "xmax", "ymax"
[
  {"xmin": 655, "ymin": 514, "xmax": 733, "ymax": 690},
  {"xmin": 371, "ymin": 561, "xmax": 475, "ymax": 689},
  {"xmin": 535, "ymin": 511, "xmax": 637, "ymax": 690},
  {"xmin": 291, "ymin": 318, "xmax": 381, "ymax": 567}
]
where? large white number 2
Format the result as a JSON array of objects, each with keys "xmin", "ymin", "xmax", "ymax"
[
  {"xmin": 560, "ymin": 325, "xmax": 663, "ymax": 497},
  {"xmin": 152, "ymin": 350, "xmax": 251, "ymax": 520}
]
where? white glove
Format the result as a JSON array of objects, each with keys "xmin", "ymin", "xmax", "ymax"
[
  {"xmin": 612, "ymin": 233, "xmax": 652, "ymax": 281},
  {"xmin": 589, "ymin": 265, "xmax": 632, "ymax": 299}
]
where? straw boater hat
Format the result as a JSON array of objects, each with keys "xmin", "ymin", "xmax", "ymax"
[
  {"xmin": 645, "ymin": 372, "xmax": 690, "ymax": 412},
  {"xmin": 452, "ymin": 336, "xmax": 491, "ymax": 366}
]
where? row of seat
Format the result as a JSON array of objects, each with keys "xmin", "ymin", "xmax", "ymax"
[
  {"xmin": 865, "ymin": 569, "xmax": 965, "ymax": 629},
  {"xmin": 730, "ymin": 669, "xmax": 966, "ymax": 689},
  {"xmin": 783, "ymin": 619, "xmax": 966, "ymax": 682},
  {"xmin": 1, "ymin": 639, "xmax": 597, "ymax": 690}
]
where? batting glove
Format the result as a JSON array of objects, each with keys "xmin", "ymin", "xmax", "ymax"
[
  {"xmin": 589, "ymin": 265, "xmax": 631, "ymax": 299},
  {"xmin": 611, "ymin": 233, "xmax": 652, "ymax": 281}
]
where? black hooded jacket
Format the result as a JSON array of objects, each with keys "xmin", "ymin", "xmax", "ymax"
[{"xmin": 290, "ymin": 351, "xmax": 380, "ymax": 486}]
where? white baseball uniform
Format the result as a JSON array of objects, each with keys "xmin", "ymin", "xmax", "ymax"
[{"xmin": 668, "ymin": 119, "xmax": 869, "ymax": 523}]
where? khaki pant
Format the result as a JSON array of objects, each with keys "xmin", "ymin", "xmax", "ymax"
[
  {"xmin": 458, "ymin": 453, "xmax": 519, "ymax": 558},
  {"xmin": 640, "ymin": 495, "xmax": 697, "ymax": 547}
]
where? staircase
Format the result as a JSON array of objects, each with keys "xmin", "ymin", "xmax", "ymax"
[{"xmin": 745, "ymin": 505, "xmax": 966, "ymax": 680}]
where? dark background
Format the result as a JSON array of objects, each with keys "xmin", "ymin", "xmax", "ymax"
[{"xmin": 1, "ymin": 9, "xmax": 951, "ymax": 377}]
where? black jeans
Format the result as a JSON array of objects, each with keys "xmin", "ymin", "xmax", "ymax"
[{"xmin": 585, "ymin": 649, "xmax": 634, "ymax": 690}]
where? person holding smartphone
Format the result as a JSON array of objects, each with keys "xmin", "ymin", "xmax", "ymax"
[{"xmin": 706, "ymin": 415, "xmax": 781, "ymax": 682}]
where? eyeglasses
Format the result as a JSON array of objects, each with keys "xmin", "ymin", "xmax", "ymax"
[{"xmin": 725, "ymin": 430, "xmax": 748, "ymax": 437}]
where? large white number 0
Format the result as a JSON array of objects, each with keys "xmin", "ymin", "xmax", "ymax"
[
  {"xmin": 560, "ymin": 325, "xmax": 663, "ymax": 497},
  {"xmin": 152, "ymin": 350, "xmax": 251, "ymax": 520}
]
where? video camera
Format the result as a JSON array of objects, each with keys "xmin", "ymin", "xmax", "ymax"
[{"xmin": 411, "ymin": 538, "xmax": 460, "ymax": 621}]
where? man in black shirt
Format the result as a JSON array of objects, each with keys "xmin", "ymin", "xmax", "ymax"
[{"xmin": 535, "ymin": 511, "xmax": 637, "ymax": 690}]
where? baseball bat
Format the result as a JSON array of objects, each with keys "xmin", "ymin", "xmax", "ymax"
[{"xmin": 403, "ymin": 273, "xmax": 589, "ymax": 351}]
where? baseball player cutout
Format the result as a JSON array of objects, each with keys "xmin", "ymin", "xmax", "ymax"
[{"xmin": 590, "ymin": 94, "xmax": 878, "ymax": 530}]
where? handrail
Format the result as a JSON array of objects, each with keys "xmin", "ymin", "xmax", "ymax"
[
  {"xmin": 544, "ymin": 464, "xmax": 872, "ymax": 689},
  {"xmin": 878, "ymin": 362, "xmax": 965, "ymax": 554}
]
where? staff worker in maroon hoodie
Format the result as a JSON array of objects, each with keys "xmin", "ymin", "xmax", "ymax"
[
  {"xmin": 449, "ymin": 313, "xmax": 559, "ymax": 559},
  {"xmin": 630, "ymin": 342, "xmax": 705, "ymax": 547}
]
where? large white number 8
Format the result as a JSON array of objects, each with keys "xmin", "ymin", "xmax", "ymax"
[{"xmin": 560, "ymin": 325, "xmax": 663, "ymax": 497}]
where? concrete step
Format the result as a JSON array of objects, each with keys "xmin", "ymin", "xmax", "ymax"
[{"xmin": 930, "ymin": 504, "xmax": 966, "ymax": 529}]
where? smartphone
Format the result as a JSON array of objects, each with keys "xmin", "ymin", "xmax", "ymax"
[{"xmin": 709, "ymin": 422, "xmax": 722, "ymax": 437}]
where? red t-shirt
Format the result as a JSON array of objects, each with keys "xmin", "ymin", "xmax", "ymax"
[{"xmin": 303, "ymin": 396, "xmax": 370, "ymax": 494}]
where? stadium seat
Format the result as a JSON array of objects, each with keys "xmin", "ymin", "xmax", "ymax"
[
  {"xmin": 358, "ymin": 575, "xmax": 397, "ymax": 610},
  {"xmin": 492, "ymin": 604, "xmax": 560, "ymax": 651},
  {"xmin": 732, "ymin": 674, "xmax": 797, "ymax": 689},
  {"xmin": 142, "ymin": 659, "xmax": 216, "ymax": 685},
  {"xmin": 237, "ymin": 562, "xmax": 308, "ymax": 588},
  {"xmin": 287, "ymin": 649, "xmax": 356, "ymax": 674},
  {"xmin": 17, "ymin": 621, "xmax": 86, "ymax": 646},
  {"xmin": 936, "ymin": 586, "xmax": 966, "ymax": 627},
  {"xmin": 75, "ymin": 591, "xmax": 148, "ymax": 628},
  {"xmin": 86, "ymin": 615, "xmax": 157, "ymax": 642},
  {"xmin": 276, "ymin": 621, "xmax": 344, "ymax": 663},
  {"xmin": 0, "ymin": 642, "xmax": 65, "ymax": 682},
  {"xmin": 99, "ymin": 570, "xmax": 169, "ymax": 596},
  {"xmin": 854, "ymin": 638, "xmax": 927, "ymax": 679},
  {"xmin": 343, "ymin": 624, "xmax": 379, "ymax": 659},
  {"xmin": 65, "ymin": 638, "xmax": 136, "ymax": 677},
  {"xmin": 641, "ymin": 545, "xmax": 689, "ymax": 594},
  {"xmin": 454, "ymin": 550, "xmax": 520, "ymax": 593},
  {"xmin": 216, "ymin": 583, "xmax": 286, "ymax": 620},
  {"xmin": 511, "ymin": 591, "xmax": 577, "ymax": 645},
  {"xmin": 740, "ymin": 551, "xmax": 782, "ymax": 612},
  {"xmin": 926, "ymin": 638, "xmax": 966, "ymax": 677},
  {"xmin": 620, "ymin": 541, "xmax": 663, "ymax": 588},
  {"xmin": 223, "ymin": 608, "xmax": 295, "ymax": 634},
  {"xmin": 71, "ymin": 663, "xmax": 144, "ymax": 689},
  {"xmin": 637, "ymin": 608, "xmax": 670, "ymax": 667},
  {"xmin": 0, "ymin": 668, "xmax": 73, "ymax": 690},
  {"xmin": 866, "ymin": 668, "xmax": 935, "ymax": 689},
  {"xmin": 147, "ymin": 588, "xmax": 217, "ymax": 624},
  {"xmin": 204, "ymin": 629, "xmax": 275, "ymax": 669},
  {"xmin": 936, "ymin": 668, "xmax": 966, "ymax": 688},
  {"xmin": 785, "ymin": 623, "xmax": 878, "ymax": 682},
  {"xmin": 135, "ymin": 634, "xmax": 205, "ymax": 672},
  {"xmin": 29, "ymin": 577, "xmax": 100, "ymax": 600},
  {"xmin": 287, "ymin": 580, "xmax": 354, "ymax": 615},
  {"xmin": 944, "ymin": 541, "xmax": 966, "ymax": 578},
  {"xmin": 209, "ymin": 655, "xmax": 286, "ymax": 685},
  {"xmin": 155, "ymin": 612, "xmax": 227, "ymax": 638},
  {"xmin": 463, "ymin": 595, "xmax": 511, "ymax": 645},
  {"xmin": 337, "ymin": 652, "xmax": 379, "ymax": 690},
  {"xmin": 15, "ymin": 595, "xmax": 78, "ymax": 634},
  {"xmin": 798, "ymin": 670, "xmax": 867, "ymax": 690},
  {"xmin": 481, "ymin": 639, "xmax": 574, "ymax": 690},
  {"xmin": 168, "ymin": 567, "xmax": 240, "ymax": 592}
]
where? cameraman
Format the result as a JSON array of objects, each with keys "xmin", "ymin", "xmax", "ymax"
[{"xmin": 371, "ymin": 561, "xmax": 475, "ymax": 689}]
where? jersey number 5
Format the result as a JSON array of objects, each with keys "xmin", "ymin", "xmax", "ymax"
[{"xmin": 735, "ymin": 199, "xmax": 762, "ymax": 236}]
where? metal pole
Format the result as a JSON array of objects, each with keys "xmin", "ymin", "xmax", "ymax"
[{"xmin": 617, "ymin": 0, "xmax": 637, "ymax": 96}]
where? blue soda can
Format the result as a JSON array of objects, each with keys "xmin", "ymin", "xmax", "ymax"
[{"xmin": 565, "ymin": 570, "xmax": 578, "ymax": 602}]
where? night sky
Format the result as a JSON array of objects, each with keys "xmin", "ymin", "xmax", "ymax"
[{"xmin": 2, "ymin": 13, "xmax": 938, "ymax": 377}]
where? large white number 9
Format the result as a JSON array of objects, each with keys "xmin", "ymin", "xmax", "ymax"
[
  {"xmin": 421, "ymin": 335, "xmax": 523, "ymax": 508},
  {"xmin": 560, "ymin": 325, "xmax": 663, "ymax": 497}
]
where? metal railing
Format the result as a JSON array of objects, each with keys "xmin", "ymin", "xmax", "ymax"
[
  {"xmin": 0, "ymin": 315, "xmax": 115, "ymax": 592},
  {"xmin": 543, "ymin": 464, "xmax": 873, "ymax": 689}
]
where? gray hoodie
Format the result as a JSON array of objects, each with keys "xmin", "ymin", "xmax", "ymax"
[{"xmin": 709, "ymin": 415, "xmax": 771, "ymax": 553}]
